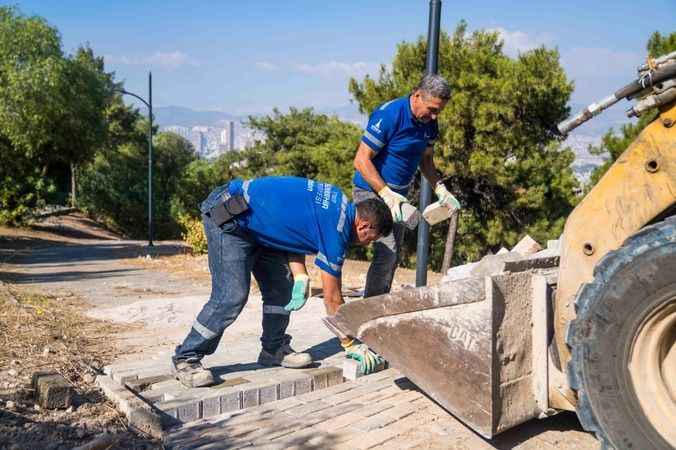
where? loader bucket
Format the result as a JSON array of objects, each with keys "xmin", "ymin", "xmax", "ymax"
[{"xmin": 326, "ymin": 259, "xmax": 557, "ymax": 438}]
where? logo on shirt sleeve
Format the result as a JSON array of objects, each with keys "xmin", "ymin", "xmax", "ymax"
[{"xmin": 370, "ymin": 119, "xmax": 383, "ymax": 134}]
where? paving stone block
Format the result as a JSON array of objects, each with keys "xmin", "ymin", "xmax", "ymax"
[
  {"xmin": 381, "ymin": 401, "xmax": 421, "ymax": 421},
  {"xmin": 293, "ymin": 377, "xmax": 311, "ymax": 395},
  {"xmin": 242, "ymin": 386, "xmax": 260, "ymax": 408},
  {"xmin": 32, "ymin": 372, "xmax": 72, "ymax": 409},
  {"xmin": 282, "ymin": 399, "xmax": 332, "ymax": 418},
  {"xmin": 202, "ymin": 396, "xmax": 221, "ymax": 418},
  {"xmin": 96, "ymin": 375, "xmax": 163, "ymax": 439},
  {"xmin": 259, "ymin": 384, "xmax": 278, "ymax": 404},
  {"xmin": 327, "ymin": 367, "xmax": 344, "ymax": 386},
  {"xmin": 267, "ymin": 396, "xmax": 303, "ymax": 411},
  {"xmin": 357, "ymin": 402, "xmax": 394, "ymax": 418},
  {"xmin": 353, "ymin": 410, "xmax": 399, "ymax": 432},
  {"xmin": 308, "ymin": 369, "xmax": 328, "ymax": 390},
  {"xmin": 279, "ymin": 379, "xmax": 295, "ymax": 399},
  {"xmin": 314, "ymin": 410, "xmax": 365, "ymax": 432},
  {"xmin": 334, "ymin": 426, "xmax": 399, "ymax": 450},
  {"xmin": 177, "ymin": 401, "xmax": 201, "ymax": 422},
  {"xmin": 220, "ymin": 390, "xmax": 242, "ymax": 412}
]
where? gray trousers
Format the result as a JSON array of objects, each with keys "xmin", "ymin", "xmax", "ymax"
[{"xmin": 353, "ymin": 187, "xmax": 406, "ymax": 298}]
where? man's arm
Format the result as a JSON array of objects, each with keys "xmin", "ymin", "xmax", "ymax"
[
  {"xmin": 353, "ymin": 142, "xmax": 387, "ymax": 192},
  {"xmin": 419, "ymin": 146, "xmax": 442, "ymax": 187},
  {"xmin": 320, "ymin": 269, "xmax": 343, "ymax": 316}
]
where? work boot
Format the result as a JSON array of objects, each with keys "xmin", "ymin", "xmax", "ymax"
[
  {"xmin": 172, "ymin": 358, "xmax": 215, "ymax": 388},
  {"xmin": 257, "ymin": 342, "xmax": 312, "ymax": 368}
]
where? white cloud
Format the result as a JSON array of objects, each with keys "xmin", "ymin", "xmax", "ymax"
[
  {"xmin": 255, "ymin": 61, "xmax": 278, "ymax": 71},
  {"xmin": 560, "ymin": 47, "xmax": 641, "ymax": 79},
  {"xmin": 487, "ymin": 27, "xmax": 553, "ymax": 57},
  {"xmin": 104, "ymin": 51, "xmax": 198, "ymax": 69},
  {"xmin": 294, "ymin": 61, "xmax": 379, "ymax": 78}
]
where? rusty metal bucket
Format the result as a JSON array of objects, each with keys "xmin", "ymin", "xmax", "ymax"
[{"xmin": 326, "ymin": 268, "xmax": 556, "ymax": 438}]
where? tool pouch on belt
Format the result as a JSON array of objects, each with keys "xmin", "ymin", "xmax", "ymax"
[{"xmin": 208, "ymin": 195, "xmax": 249, "ymax": 227}]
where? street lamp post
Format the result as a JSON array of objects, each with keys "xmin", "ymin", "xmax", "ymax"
[
  {"xmin": 415, "ymin": 0, "xmax": 442, "ymax": 287},
  {"xmin": 114, "ymin": 72, "xmax": 154, "ymax": 247}
]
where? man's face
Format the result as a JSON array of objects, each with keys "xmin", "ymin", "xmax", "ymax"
[
  {"xmin": 354, "ymin": 219, "xmax": 381, "ymax": 246},
  {"xmin": 411, "ymin": 91, "xmax": 447, "ymax": 123}
]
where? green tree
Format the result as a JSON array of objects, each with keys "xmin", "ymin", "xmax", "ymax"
[
  {"xmin": 241, "ymin": 108, "xmax": 361, "ymax": 193},
  {"xmin": 0, "ymin": 7, "xmax": 109, "ymax": 223},
  {"xmin": 587, "ymin": 31, "xmax": 676, "ymax": 187},
  {"xmin": 78, "ymin": 128, "xmax": 196, "ymax": 238},
  {"xmin": 349, "ymin": 22, "xmax": 579, "ymax": 267}
]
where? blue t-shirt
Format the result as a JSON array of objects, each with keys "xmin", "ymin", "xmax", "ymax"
[
  {"xmin": 353, "ymin": 96, "xmax": 439, "ymax": 195},
  {"xmin": 227, "ymin": 177, "xmax": 354, "ymax": 277}
]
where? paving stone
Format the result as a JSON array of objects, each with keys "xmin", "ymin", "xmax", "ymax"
[
  {"xmin": 177, "ymin": 401, "xmax": 201, "ymax": 422},
  {"xmin": 293, "ymin": 377, "xmax": 311, "ymax": 395},
  {"xmin": 282, "ymin": 399, "xmax": 332, "ymax": 418},
  {"xmin": 356, "ymin": 401, "xmax": 395, "ymax": 418},
  {"xmin": 334, "ymin": 425, "xmax": 399, "ymax": 450},
  {"xmin": 32, "ymin": 372, "xmax": 72, "ymax": 409},
  {"xmin": 241, "ymin": 386, "xmax": 260, "ymax": 408},
  {"xmin": 201, "ymin": 396, "xmax": 221, "ymax": 418},
  {"xmin": 259, "ymin": 384, "xmax": 278, "ymax": 404},
  {"xmin": 266, "ymin": 395, "xmax": 303, "ymax": 411},
  {"xmin": 314, "ymin": 410, "xmax": 365, "ymax": 432},
  {"xmin": 381, "ymin": 400, "xmax": 423, "ymax": 420},
  {"xmin": 220, "ymin": 390, "xmax": 242, "ymax": 412},
  {"xmin": 278, "ymin": 379, "xmax": 295, "ymax": 399}
]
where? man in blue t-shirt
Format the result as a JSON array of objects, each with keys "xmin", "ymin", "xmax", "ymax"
[
  {"xmin": 172, "ymin": 176, "xmax": 392, "ymax": 387},
  {"xmin": 353, "ymin": 74, "xmax": 461, "ymax": 297}
]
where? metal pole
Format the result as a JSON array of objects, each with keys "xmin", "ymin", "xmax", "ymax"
[
  {"xmin": 415, "ymin": 0, "xmax": 442, "ymax": 287},
  {"xmin": 148, "ymin": 71, "xmax": 154, "ymax": 247}
]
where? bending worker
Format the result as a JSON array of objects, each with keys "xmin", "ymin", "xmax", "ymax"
[
  {"xmin": 172, "ymin": 176, "xmax": 393, "ymax": 388},
  {"xmin": 353, "ymin": 74, "xmax": 461, "ymax": 298}
]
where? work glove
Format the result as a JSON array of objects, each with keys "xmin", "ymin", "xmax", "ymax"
[
  {"xmin": 284, "ymin": 274, "xmax": 310, "ymax": 311},
  {"xmin": 341, "ymin": 339, "xmax": 383, "ymax": 375},
  {"xmin": 378, "ymin": 186, "xmax": 409, "ymax": 223},
  {"xmin": 434, "ymin": 182, "xmax": 461, "ymax": 211}
]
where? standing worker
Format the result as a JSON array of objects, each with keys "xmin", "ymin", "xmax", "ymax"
[
  {"xmin": 172, "ymin": 176, "xmax": 392, "ymax": 387},
  {"xmin": 353, "ymin": 74, "xmax": 461, "ymax": 298}
]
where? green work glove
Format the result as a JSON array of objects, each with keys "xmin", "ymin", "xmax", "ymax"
[
  {"xmin": 341, "ymin": 339, "xmax": 382, "ymax": 375},
  {"xmin": 284, "ymin": 274, "xmax": 310, "ymax": 311},
  {"xmin": 434, "ymin": 182, "xmax": 461, "ymax": 210}
]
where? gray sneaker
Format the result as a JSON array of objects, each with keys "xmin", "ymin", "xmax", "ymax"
[
  {"xmin": 172, "ymin": 358, "xmax": 215, "ymax": 388},
  {"xmin": 258, "ymin": 343, "xmax": 312, "ymax": 368}
]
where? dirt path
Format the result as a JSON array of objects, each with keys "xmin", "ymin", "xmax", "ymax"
[{"xmin": 0, "ymin": 214, "xmax": 598, "ymax": 449}]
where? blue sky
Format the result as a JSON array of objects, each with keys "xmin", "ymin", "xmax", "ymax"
[{"xmin": 10, "ymin": 1, "xmax": 676, "ymax": 115}]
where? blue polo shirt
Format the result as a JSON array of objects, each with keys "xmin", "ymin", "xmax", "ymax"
[
  {"xmin": 227, "ymin": 177, "xmax": 354, "ymax": 277},
  {"xmin": 353, "ymin": 96, "xmax": 439, "ymax": 195}
]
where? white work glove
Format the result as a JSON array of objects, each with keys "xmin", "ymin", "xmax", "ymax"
[
  {"xmin": 434, "ymin": 182, "xmax": 461, "ymax": 211},
  {"xmin": 378, "ymin": 186, "xmax": 409, "ymax": 223}
]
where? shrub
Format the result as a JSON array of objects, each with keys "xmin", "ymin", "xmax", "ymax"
[{"xmin": 177, "ymin": 214, "xmax": 207, "ymax": 255}]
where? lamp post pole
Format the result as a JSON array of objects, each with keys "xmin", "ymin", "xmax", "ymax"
[
  {"xmin": 147, "ymin": 72, "xmax": 153, "ymax": 247},
  {"xmin": 415, "ymin": 0, "xmax": 442, "ymax": 287},
  {"xmin": 114, "ymin": 71, "xmax": 154, "ymax": 247}
]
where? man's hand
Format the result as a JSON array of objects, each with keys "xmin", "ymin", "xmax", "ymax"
[
  {"xmin": 341, "ymin": 339, "xmax": 383, "ymax": 375},
  {"xmin": 284, "ymin": 274, "xmax": 310, "ymax": 311},
  {"xmin": 434, "ymin": 182, "xmax": 461, "ymax": 210},
  {"xmin": 378, "ymin": 186, "xmax": 408, "ymax": 222}
]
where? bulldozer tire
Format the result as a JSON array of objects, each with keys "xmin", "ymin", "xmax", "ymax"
[{"xmin": 566, "ymin": 216, "xmax": 676, "ymax": 450}]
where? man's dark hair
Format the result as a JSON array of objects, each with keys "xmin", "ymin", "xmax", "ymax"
[{"xmin": 356, "ymin": 198, "xmax": 393, "ymax": 237}]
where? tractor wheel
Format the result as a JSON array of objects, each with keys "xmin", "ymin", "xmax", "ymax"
[{"xmin": 567, "ymin": 216, "xmax": 676, "ymax": 450}]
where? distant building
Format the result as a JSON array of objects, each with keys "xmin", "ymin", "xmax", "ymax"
[
  {"xmin": 228, "ymin": 121, "xmax": 235, "ymax": 151},
  {"xmin": 161, "ymin": 120, "xmax": 259, "ymax": 158}
]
